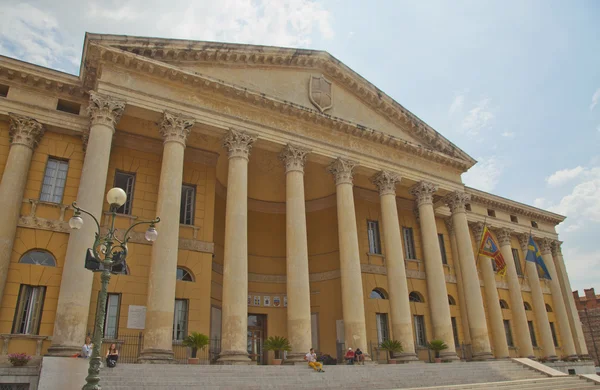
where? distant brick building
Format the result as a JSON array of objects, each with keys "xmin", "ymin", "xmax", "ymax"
[{"xmin": 573, "ymin": 288, "xmax": 600, "ymax": 365}]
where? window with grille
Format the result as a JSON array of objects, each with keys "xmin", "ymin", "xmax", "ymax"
[
  {"xmin": 40, "ymin": 158, "xmax": 69, "ymax": 203},
  {"xmin": 402, "ymin": 227, "xmax": 416, "ymax": 259},
  {"xmin": 451, "ymin": 317, "xmax": 460, "ymax": 347},
  {"xmin": 367, "ymin": 220, "xmax": 382, "ymax": 254},
  {"xmin": 173, "ymin": 299, "xmax": 188, "ymax": 340},
  {"xmin": 414, "ymin": 315, "xmax": 426, "ymax": 347},
  {"xmin": 438, "ymin": 234, "xmax": 448, "ymax": 264},
  {"xmin": 504, "ymin": 320, "xmax": 514, "ymax": 347},
  {"xmin": 113, "ymin": 171, "xmax": 135, "ymax": 215},
  {"xmin": 103, "ymin": 294, "xmax": 120, "ymax": 338},
  {"xmin": 511, "ymin": 248, "xmax": 523, "ymax": 276},
  {"xmin": 180, "ymin": 185, "xmax": 196, "ymax": 225},
  {"xmin": 528, "ymin": 321, "xmax": 538, "ymax": 347},
  {"xmin": 376, "ymin": 313, "xmax": 390, "ymax": 344},
  {"xmin": 12, "ymin": 285, "xmax": 45, "ymax": 335},
  {"xmin": 549, "ymin": 322, "xmax": 559, "ymax": 347},
  {"xmin": 176, "ymin": 267, "xmax": 194, "ymax": 282}
]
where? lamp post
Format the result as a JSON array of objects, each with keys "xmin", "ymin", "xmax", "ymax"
[{"xmin": 69, "ymin": 187, "xmax": 160, "ymax": 390}]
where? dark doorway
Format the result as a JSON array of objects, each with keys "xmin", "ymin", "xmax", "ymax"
[{"xmin": 247, "ymin": 314, "xmax": 267, "ymax": 364}]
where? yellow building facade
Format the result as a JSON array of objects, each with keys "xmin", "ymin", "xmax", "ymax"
[{"xmin": 0, "ymin": 34, "xmax": 589, "ymax": 364}]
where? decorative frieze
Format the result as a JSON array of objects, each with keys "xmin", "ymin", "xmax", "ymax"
[
  {"xmin": 159, "ymin": 111, "xmax": 195, "ymax": 147},
  {"xmin": 327, "ymin": 157, "xmax": 357, "ymax": 185},
  {"xmin": 444, "ymin": 191, "xmax": 471, "ymax": 214},
  {"xmin": 87, "ymin": 91, "xmax": 125, "ymax": 129},
  {"xmin": 222, "ymin": 129, "xmax": 257, "ymax": 160},
  {"xmin": 279, "ymin": 144, "xmax": 310, "ymax": 174},
  {"xmin": 409, "ymin": 181, "xmax": 438, "ymax": 207},
  {"xmin": 371, "ymin": 170, "xmax": 400, "ymax": 196},
  {"xmin": 8, "ymin": 113, "xmax": 45, "ymax": 150}
]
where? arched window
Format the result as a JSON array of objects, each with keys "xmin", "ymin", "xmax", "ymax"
[
  {"xmin": 499, "ymin": 300, "xmax": 509, "ymax": 309},
  {"xmin": 19, "ymin": 250, "xmax": 56, "ymax": 267},
  {"xmin": 176, "ymin": 267, "xmax": 194, "ymax": 282},
  {"xmin": 545, "ymin": 304, "xmax": 553, "ymax": 312},
  {"xmin": 409, "ymin": 291, "xmax": 424, "ymax": 303},
  {"xmin": 524, "ymin": 302, "xmax": 532, "ymax": 311},
  {"xmin": 370, "ymin": 288, "xmax": 388, "ymax": 299},
  {"xmin": 448, "ymin": 295, "xmax": 456, "ymax": 305}
]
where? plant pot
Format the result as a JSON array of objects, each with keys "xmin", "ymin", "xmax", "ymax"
[
  {"xmin": 272, "ymin": 359, "xmax": 282, "ymax": 365},
  {"xmin": 11, "ymin": 361, "xmax": 28, "ymax": 367},
  {"xmin": 388, "ymin": 359, "xmax": 397, "ymax": 364},
  {"xmin": 434, "ymin": 358, "xmax": 442, "ymax": 363},
  {"xmin": 187, "ymin": 358, "xmax": 199, "ymax": 365}
]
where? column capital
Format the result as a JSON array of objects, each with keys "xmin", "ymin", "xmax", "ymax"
[
  {"xmin": 516, "ymin": 233, "xmax": 529, "ymax": 252},
  {"xmin": 159, "ymin": 111, "xmax": 195, "ymax": 147},
  {"xmin": 494, "ymin": 227, "xmax": 514, "ymax": 247},
  {"xmin": 469, "ymin": 221, "xmax": 485, "ymax": 243},
  {"xmin": 443, "ymin": 217, "xmax": 454, "ymax": 236},
  {"xmin": 371, "ymin": 170, "xmax": 400, "ymax": 196},
  {"xmin": 222, "ymin": 129, "xmax": 257, "ymax": 160},
  {"xmin": 409, "ymin": 181, "xmax": 438, "ymax": 206},
  {"xmin": 539, "ymin": 237, "xmax": 553, "ymax": 255},
  {"xmin": 87, "ymin": 91, "xmax": 125, "ymax": 128},
  {"xmin": 327, "ymin": 157, "xmax": 357, "ymax": 185},
  {"xmin": 279, "ymin": 144, "xmax": 310, "ymax": 174},
  {"xmin": 444, "ymin": 191, "xmax": 471, "ymax": 214},
  {"xmin": 551, "ymin": 240, "xmax": 563, "ymax": 257},
  {"xmin": 8, "ymin": 113, "xmax": 45, "ymax": 150}
]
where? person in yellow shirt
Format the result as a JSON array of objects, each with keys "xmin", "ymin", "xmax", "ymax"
[{"xmin": 304, "ymin": 348, "xmax": 324, "ymax": 372}]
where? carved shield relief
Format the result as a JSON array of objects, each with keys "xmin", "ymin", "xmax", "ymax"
[{"xmin": 309, "ymin": 75, "xmax": 333, "ymax": 112}]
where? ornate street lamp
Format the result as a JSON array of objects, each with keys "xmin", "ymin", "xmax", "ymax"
[{"xmin": 69, "ymin": 187, "xmax": 160, "ymax": 390}]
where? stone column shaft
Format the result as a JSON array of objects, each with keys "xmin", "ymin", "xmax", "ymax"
[
  {"xmin": 472, "ymin": 223, "xmax": 509, "ymax": 359},
  {"xmin": 495, "ymin": 228, "xmax": 534, "ymax": 358},
  {"xmin": 218, "ymin": 129, "xmax": 256, "ymax": 365},
  {"xmin": 444, "ymin": 192, "xmax": 492, "ymax": 360},
  {"xmin": 327, "ymin": 158, "xmax": 369, "ymax": 359},
  {"xmin": 140, "ymin": 112, "xmax": 194, "ymax": 362},
  {"xmin": 373, "ymin": 171, "xmax": 417, "ymax": 361},
  {"xmin": 280, "ymin": 145, "xmax": 312, "ymax": 362},
  {"xmin": 445, "ymin": 218, "xmax": 471, "ymax": 345},
  {"xmin": 411, "ymin": 182, "xmax": 458, "ymax": 361},
  {"xmin": 540, "ymin": 238, "xmax": 577, "ymax": 358},
  {"xmin": 0, "ymin": 114, "xmax": 45, "ymax": 303},
  {"xmin": 552, "ymin": 241, "xmax": 589, "ymax": 358},
  {"xmin": 48, "ymin": 92, "xmax": 125, "ymax": 356}
]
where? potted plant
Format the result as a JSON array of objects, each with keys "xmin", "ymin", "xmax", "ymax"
[
  {"xmin": 182, "ymin": 332, "xmax": 209, "ymax": 364},
  {"xmin": 427, "ymin": 339, "xmax": 448, "ymax": 363},
  {"xmin": 263, "ymin": 336, "xmax": 291, "ymax": 365},
  {"xmin": 8, "ymin": 353, "xmax": 31, "ymax": 367},
  {"xmin": 379, "ymin": 339, "xmax": 403, "ymax": 364}
]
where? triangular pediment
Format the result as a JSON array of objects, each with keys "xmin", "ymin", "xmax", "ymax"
[{"xmin": 83, "ymin": 34, "xmax": 475, "ymax": 168}]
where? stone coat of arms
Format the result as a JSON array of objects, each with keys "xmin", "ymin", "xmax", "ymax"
[{"xmin": 309, "ymin": 75, "xmax": 333, "ymax": 112}]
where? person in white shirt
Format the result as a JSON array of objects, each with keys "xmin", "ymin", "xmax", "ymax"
[
  {"xmin": 304, "ymin": 348, "xmax": 324, "ymax": 372},
  {"xmin": 80, "ymin": 336, "xmax": 93, "ymax": 358}
]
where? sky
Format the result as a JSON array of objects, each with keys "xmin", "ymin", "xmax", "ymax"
[{"xmin": 0, "ymin": 0, "xmax": 599, "ymax": 292}]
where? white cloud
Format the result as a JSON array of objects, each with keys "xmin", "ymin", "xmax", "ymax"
[
  {"xmin": 448, "ymin": 94, "xmax": 465, "ymax": 115},
  {"xmin": 562, "ymin": 246, "xmax": 600, "ymax": 292},
  {"xmin": 462, "ymin": 156, "xmax": 503, "ymax": 192},
  {"xmin": 0, "ymin": 0, "xmax": 334, "ymax": 74},
  {"xmin": 591, "ymin": 88, "xmax": 600, "ymax": 111},
  {"xmin": 501, "ymin": 131, "xmax": 515, "ymax": 138},
  {"xmin": 545, "ymin": 166, "xmax": 584, "ymax": 186},
  {"xmin": 533, "ymin": 197, "xmax": 550, "ymax": 209},
  {"xmin": 460, "ymin": 98, "xmax": 494, "ymax": 136}
]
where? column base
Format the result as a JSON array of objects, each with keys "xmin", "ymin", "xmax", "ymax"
[
  {"xmin": 46, "ymin": 344, "xmax": 81, "ymax": 357},
  {"xmin": 579, "ymin": 354, "xmax": 592, "ymax": 360},
  {"xmin": 542, "ymin": 355, "xmax": 559, "ymax": 362},
  {"xmin": 440, "ymin": 351, "xmax": 461, "ymax": 362},
  {"xmin": 471, "ymin": 351, "xmax": 494, "ymax": 361},
  {"xmin": 563, "ymin": 354, "xmax": 580, "ymax": 361},
  {"xmin": 395, "ymin": 352, "xmax": 420, "ymax": 363},
  {"xmin": 138, "ymin": 348, "xmax": 174, "ymax": 363},
  {"xmin": 217, "ymin": 350, "xmax": 252, "ymax": 365}
]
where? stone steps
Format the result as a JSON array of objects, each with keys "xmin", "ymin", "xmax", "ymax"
[{"xmin": 403, "ymin": 377, "xmax": 598, "ymax": 390}]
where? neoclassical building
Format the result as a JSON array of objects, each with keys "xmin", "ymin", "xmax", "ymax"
[{"xmin": 0, "ymin": 34, "xmax": 588, "ymax": 364}]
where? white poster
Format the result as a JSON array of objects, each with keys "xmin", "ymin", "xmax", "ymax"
[
  {"xmin": 127, "ymin": 305, "xmax": 146, "ymax": 329},
  {"xmin": 264, "ymin": 296, "xmax": 271, "ymax": 307},
  {"xmin": 254, "ymin": 296, "xmax": 261, "ymax": 306}
]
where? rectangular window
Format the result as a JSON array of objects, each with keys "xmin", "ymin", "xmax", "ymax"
[
  {"xmin": 451, "ymin": 317, "xmax": 460, "ymax": 348},
  {"xmin": 504, "ymin": 320, "xmax": 514, "ymax": 347},
  {"xmin": 40, "ymin": 158, "xmax": 69, "ymax": 203},
  {"xmin": 0, "ymin": 84, "xmax": 8, "ymax": 97},
  {"xmin": 376, "ymin": 313, "xmax": 390, "ymax": 344},
  {"xmin": 12, "ymin": 285, "xmax": 46, "ymax": 335},
  {"xmin": 414, "ymin": 315, "xmax": 426, "ymax": 347},
  {"xmin": 180, "ymin": 185, "xmax": 196, "ymax": 225},
  {"xmin": 173, "ymin": 299, "xmax": 188, "ymax": 340},
  {"xmin": 402, "ymin": 227, "xmax": 416, "ymax": 260},
  {"xmin": 103, "ymin": 294, "xmax": 120, "ymax": 338},
  {"xmin": 531, "ymin": 221, "xmax": 539, "ymax": 228},
  {"xmin": 550, "ymin": 322, "xmax": 559, "ymax": 347},
  {"xmin": 56, "ymin": 99, "xmax": 81, "ymax": 115},
  {"xmin": 511, "ymin": 248, "xmax": 523, "ymax": 276},
  {"xmin": 367, "ymin": 220, "xmax": 382, "ymax": 255},
  {"xmin": 487, "ymin": 209, "xmax": 496, "ymax": 217},
  {"xmin": 528, "ymin": 321, "xmax": 538, "ymax": 347},
  {"xmin": 510, "ymin": 215, "xmax": 519, "ymax": 223},
  {"xmin": 438, "ymin": 234, "xmax": 448, "ymax": 265},
  {"xmin": 113, "ymin": 171, "xmax": 135, "ymax": 215}
]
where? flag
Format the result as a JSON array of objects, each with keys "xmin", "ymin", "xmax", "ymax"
[
  {"xmin": 478, "ymin": 226, "xmax": 507, "ymax": 276},
  {"xmin": 525, "ymin": 235, "xmax": 551, "ymax": 280}
]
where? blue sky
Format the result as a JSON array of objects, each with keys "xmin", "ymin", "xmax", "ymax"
[{"xmin": 1, "ymin": 0, "xmax": 599, "ymax": 292}]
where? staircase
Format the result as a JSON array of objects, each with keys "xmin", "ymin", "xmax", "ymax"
[{"xmin": 98, "ymin": 360, "xmax": 598, "ymax": 389}]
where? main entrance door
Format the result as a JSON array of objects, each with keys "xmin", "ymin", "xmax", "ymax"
[{"xmin": 247, "ymin": 314, "xmax": 267, "ymax": 364}]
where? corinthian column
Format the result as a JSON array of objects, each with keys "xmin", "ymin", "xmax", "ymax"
[
  {"xmin": 48, "ymin": 92, "xmax": 125, "ymax": 356},
  {"xmin": 327, "ymin": 158, "xmax": 370, "ymax": 360},
  {"xmin": 372, "ymin": 171, "xmax": 417, "ymax": 361},
  {"xmin": 540, "ymin": 238, "xmax": 577, "ymax": 359},
  {"xmin": 517, "ymin": 234, "xmax": 557, "ymax": 360},
  {"xmin": 217, "ymin": 129, "xmax": 257, "ymax": 365},
  {"xmin": 471, "ymin": 222, "xmax": 508, "ymax": 359},
  {"xmin": 551, "ymin": 241, "xmax": 589, "ymax": 358},
  {"xmin": 279, "ymin": 144, "xmax": 312, "ymax": 363},
  {"xmin": 495, "ymin": 228, "xmax": 533, "ymax": 358},
  {"xmin": 410, "ymin": 182, "xmax": 458, "ymax": 361},
  {"xmin": 0, "ymin": 114, "xmax": 45, "ymax": 302},
  {"xmin": 444, "ymin": 192, "xmax": 492, "ymax": 360},
  {"xmin": 140, "ymin": 112, "xmax": 195, "ymax": 362}
]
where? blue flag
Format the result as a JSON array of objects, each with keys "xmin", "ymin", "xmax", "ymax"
[{"xmin": 525, "ymin": 235, "xmax": 551, "ymax": 280}]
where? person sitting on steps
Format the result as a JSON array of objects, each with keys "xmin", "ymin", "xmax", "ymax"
[
  {"xmin": 304, "ymin": 348, "xmax": 325, "ymax": 372},
  {"xmin": 354, "ymin": 348, "xmax": 364, "ymax": 365},
  {"xmin": 345, "ymin": 348, "xmax": 355, "ymax": 365}
]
